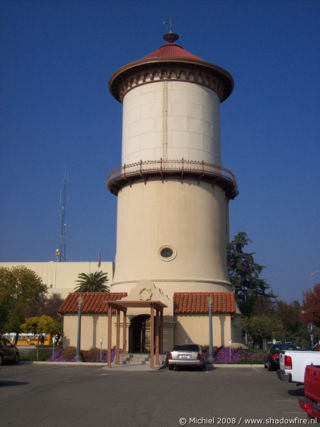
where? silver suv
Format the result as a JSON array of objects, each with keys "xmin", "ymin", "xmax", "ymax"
[{"xmin": 167, "ymin": 344, "xmax": 205, "ymax": 370}]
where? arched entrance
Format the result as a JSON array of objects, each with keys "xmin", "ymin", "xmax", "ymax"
[{"xmin": 129, "ymin": 314, "xmax": 150, "ymax": 353}]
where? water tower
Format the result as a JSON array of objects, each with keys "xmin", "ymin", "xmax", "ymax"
[{"xmin": 107, "ymin": 31, "xmax": 238, "ymax": 301}]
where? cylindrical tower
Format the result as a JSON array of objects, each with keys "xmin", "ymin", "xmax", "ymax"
[{"xmin": 107, "ymin": 32, "xmax": 238, "ymax": 299}]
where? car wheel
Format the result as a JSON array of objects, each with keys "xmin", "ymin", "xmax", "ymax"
[
  {"xmin": 15, "ymin": 353, "xmax": 19, "ymax": 364},
  {"xmin": 168, "ymin": 365, "xmax": 174, "ymax": 370},
  {"xmin": 267, "ymin": 361, "xmax": 272, "ymax": 371},
  {"xmin": 0, "ymin": 354, "xmax": 3, "ymax": 365}
]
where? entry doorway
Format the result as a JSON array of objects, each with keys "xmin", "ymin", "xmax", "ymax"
[{"xmin": 129, "ymin": 314, "xmax": 150, "ymax": 353}]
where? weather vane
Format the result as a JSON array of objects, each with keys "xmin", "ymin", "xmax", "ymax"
[
  {"xmin": 163, "ymin": 18, "xmax": 174, "ymax": 33},
  {"xmin": 162, "ymin": 18, "xmax": 179, "ymax": 43}
]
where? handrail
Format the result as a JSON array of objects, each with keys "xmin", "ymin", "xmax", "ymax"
[{"xmin": 107, "ymin": 158, "xmax": 238, "ymax": 198}]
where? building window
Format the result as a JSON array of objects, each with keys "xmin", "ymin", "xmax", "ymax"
[
  {"xmin": 159, "ymin": 245, "xmax": 176, "ymax": 261},
  {"xmin": 161, "ymin": 248, "xmax": 173, "ymax": 258}
]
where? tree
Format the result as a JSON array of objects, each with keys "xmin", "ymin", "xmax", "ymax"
[
  {"xmin": 21, "ymin": 317, "xmax": 39, "ymax": 334},
  {"xmin": 243, "ymin": 315, "xmax": 278, "ymax": 345},
  {"xmin": 37, "ymin": 315, "xmax": 60, "ymax": 335},
  {"xmin": 23, "ymin": 293, "xmax": 64, "ymax": 344},
  {"xmin": 0, "ymin": 266, "xmax": 47, "ymax": 338},
  {"xmin": 227, "ymin": 232, "xmax": 275, "ymax": 316},
  {"xmin": 42, "ymin": 294, "xmax": 64, "ymax": 320},
  {"xmin": 274, "ymin": 300, "xmax": 301, "ymax": 335},
  {"xmin": 21, "ymin": 315, "xmax": 61, "ymax": 339},
  {"xmin": 74, "ymin": 271, "xmax": 109, "ymax": 292},
  {"xmin": 25, "ymin": 293, "xmax": 64, "ymax": 321},
  {"xmin": 301, "ymin": 283, "xmax": 320, "ymax": 328}
]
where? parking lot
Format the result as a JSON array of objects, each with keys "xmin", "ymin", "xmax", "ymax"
[{"xmin": 0, "ymin": 363, "xmax": 313, "ymax": 427}]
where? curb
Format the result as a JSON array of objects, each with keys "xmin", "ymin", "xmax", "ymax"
[
  {"xmin": 212, "ymin": 364, "xmax": 264, "ymax": 368},
  {"xmin": 32, "ymin": 361, "xmax": 111, "ymax": 366},
  {"xmin": 31, "ymin": 361, "xmax": 164, "ymax": 370},
  {"xmin": 30, "ymin": 361, "xmax": 264, "ymax": 369}
]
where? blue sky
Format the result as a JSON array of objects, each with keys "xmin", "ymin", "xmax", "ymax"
[{"xmin": 1, "ymin": 0, "xmax": 319, "ymax": 303}]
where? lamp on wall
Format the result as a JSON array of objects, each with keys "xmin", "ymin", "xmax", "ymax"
[
  {"xmin": 99, "ymin": 337, "xmax": 103, "ymax": 362},
  {"xmin": 208, "ymin": 295, "xmax": 213, "ymax": 363},
  {"xmin": 76, "ymin": 295, "xmax": 84, "ymax": 362}
]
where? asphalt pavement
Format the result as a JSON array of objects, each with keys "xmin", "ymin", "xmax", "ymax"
[{"xmin": 0, "ymin": 362, "xmax": 312, "ymax": 427}]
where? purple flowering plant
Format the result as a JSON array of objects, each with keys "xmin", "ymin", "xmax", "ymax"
[
  {"xmin": 48, "ymin": 347, "xmax": 116, "ymax": 363},
  {"xmin": 213, "ymin": 346, "xmax": 264, "ymax": 364}
]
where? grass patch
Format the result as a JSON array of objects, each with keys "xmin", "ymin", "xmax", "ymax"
[{"xmin": 19, "ymin": 347, "xmax": 58, "ymax": 362}]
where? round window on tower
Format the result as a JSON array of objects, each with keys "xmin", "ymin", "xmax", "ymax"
[{"xmin": 159, "ymin": 245, "xmax": 176, "ymax": 262}]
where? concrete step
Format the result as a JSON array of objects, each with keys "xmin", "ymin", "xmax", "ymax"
[{"xmin": 119, "ymin": 353, "xmax": 167, "ymax": 365}]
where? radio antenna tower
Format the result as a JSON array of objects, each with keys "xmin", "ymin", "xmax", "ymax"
[{"xmin": 56, "ymin": 174, "xmax": 67, "ymax": 262}]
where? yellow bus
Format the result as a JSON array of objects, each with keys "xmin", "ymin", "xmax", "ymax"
[{"xmin": 4, "ymin": 333, "xmax": 52, "ymax": 346}]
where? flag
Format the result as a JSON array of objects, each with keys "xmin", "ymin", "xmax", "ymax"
[{"xmin": 98, "ymin": 251, "xmax": 101, "ymax": 267}]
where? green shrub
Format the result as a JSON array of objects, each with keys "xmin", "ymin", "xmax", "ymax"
[
  {"xmin": 81, "ymin": 347, "xmax": 99, "ymax": 362},
  {"xmin": 62, "ymin": 346, "xmax": 76, "ymax": 360}
]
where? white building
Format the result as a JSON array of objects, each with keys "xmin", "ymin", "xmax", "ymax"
[
  {"xmin": 103, "ymin": 30, "xmax": 241, "ymax": 351},
  {"xmin": 0, "ymin": 262, "xmax": 114, "ymax": 298}
]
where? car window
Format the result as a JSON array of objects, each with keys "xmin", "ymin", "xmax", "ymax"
[
  {"xmin": 172, "ymin": 345, "xmax": 200, "ymax": 352},
  {"xmin": 281, "ymin": 345, "xmax": 296, "ymax": 351},
  {"xmin": 270, "ymin": 348, "xmax": 280, "ymax": 354},
  {"xmin": 269, "ymin": 344, "xmax": 297, "ymax": 354}
]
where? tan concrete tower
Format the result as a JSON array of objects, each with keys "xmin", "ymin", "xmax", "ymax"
[{"xmin": 107, "ymin": 31, "xmax": 238, "ymax": 301}]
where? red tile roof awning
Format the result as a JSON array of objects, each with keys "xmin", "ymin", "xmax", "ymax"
[
  {"xmin": 174, "ymin": 292, "xmax": 236, "ymax": 314},
  {"xmin": 58, "ymin": 292, "xmax": 127, "ymax": 314},
  {"xmin": 58, "ymin": 292, "xmax": 236, "ymax": 315}
]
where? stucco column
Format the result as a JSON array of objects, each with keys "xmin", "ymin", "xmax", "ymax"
[
  {"xmin": 116, "ymin": 310, "xmax": 120, "ymax": 364},
  {"xmin": 160, "ymin": 309, "xmax": 163, "ymax": 354},
  {"xmin": 155, "ymin": 309, "xmax": 159, "ymax": 365},
  {"xmin": 107, "ymin": 306, "xmax": 112, "ymax": 368},
  {"xmin": 123, "ymin": 311, "xmax": 127, "ymax": 353},
  {"xmin": 150, "ymin": 305, "xmax": 154, "ymax": 368}
]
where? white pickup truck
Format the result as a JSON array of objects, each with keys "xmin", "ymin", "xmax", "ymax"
[{"xmin": 278, "ymin": 350, "xmax": 320, "ymax": 385}]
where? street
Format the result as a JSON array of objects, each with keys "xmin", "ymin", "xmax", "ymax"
[{"xmin": 0, "ymin": 363, "xmax": 312, "ymax": 427}]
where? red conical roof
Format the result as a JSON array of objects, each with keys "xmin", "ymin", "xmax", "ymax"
[
  {"xmin": 142, "ymin": 42, "xmax": 203, "ymax": 61},
  {"xmin": 109, "ymin": 33, "xmax": 234, "ymax": 103}
]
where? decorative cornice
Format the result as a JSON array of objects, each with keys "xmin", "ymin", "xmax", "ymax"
[
  {"xmin": 111, "ymin": 62, "xmax": 228, "ymax": 102},
  {"xmin": 109, "ymin": 59, "xmax": 233, "ymax": 103}
]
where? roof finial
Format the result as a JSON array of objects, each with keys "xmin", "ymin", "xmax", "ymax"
[
  {"xmin": 163, "ymin": 18, "xmax": 174, "ymax": 33},
  {"xmin": 163, "ymin": 18, "xmax": 179, "ymax": 43}
]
